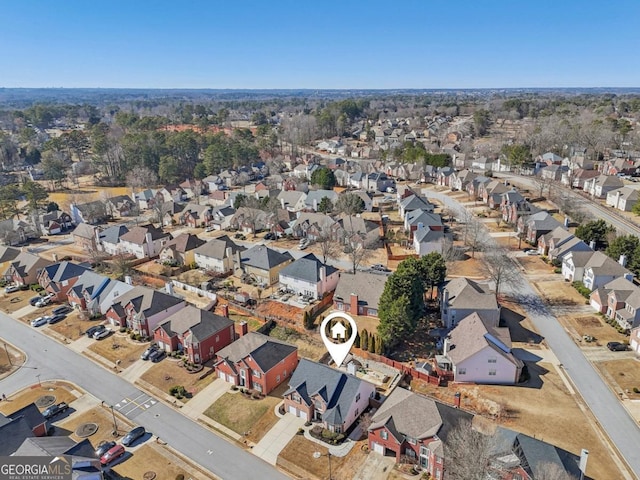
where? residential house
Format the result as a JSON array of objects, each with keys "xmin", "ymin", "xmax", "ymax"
[
  {"xmin": 0, "ymin": 403, "xmax": 48, "ymax": 439},
  {"xmin": 133, "ymin": 189, "xmax": 157, "ymax": 210},
  {"xmin": 501, "ymin": 198, "xmax": 538, "ymax": 226},
  {"xmin": 537, "ymin": 226, "xmax": 590, "ymax": 260},
  {"xmin": 157, "ymin": 185, "xmax": 187, "ymax": 203},
  {"xmin": 537, "ymin": 152, "xmax": 563, "ymax": 166},
  {"xmin": 278, "ymin": 253, "xmax": 339, "ymax": 300},
  {"xmin": 471, "ymin": 157, "xmax": 494, "ymax": 172},
  {"xmin": 194, "ymin": 236, "xmax": 245, "ymax": 274},
  {"xmin": 517, "ymin": 211, "xmax": 562, "ymax": 244},
  {"xmin": 202, "ymin": 175, "xmax": 222, "ymax": 192},
  {"xmin": 97, "ymin": 224, "xmax": 129, "ymax": 255},
  {"xmin": 443, "ymin": 312, "xmax": 523, "ymax": 384},
  {"xmin": 349, "ymin": 172, "xmax": 366, "ymax": 189},
  {"xmin": 439, "ymin": 277, "xmax": 499, "ymax": 329},
  {"xmin": 209, "ymin": 205, "xmax": 236, "ymax": 231},
  {"xmin": 413, "ymin": 226, "xmax": 445, "ymax": 256},
  {"xmin": 590, "ymin": 277, "xmax": 640, "ymax": 332},
  {"xmin": 283, "ymin": 359, "xmax": 375, "ymax": 432},
  {"xmin": 180, "ymin": 203, "xmax": 214, "ymax": 228},
  {"xmin": 37, "ymin": 261, "xmax": 90, "ymax": 302},
  {"xmin": 0, "ymin": 246, "xmax": 20, "ymax": 280},
  {"xmin": 238, "ymin": 245, "xmax": 294, "ymax": 286},
  {"xmin": 154, "ymin": 306, "xmax": 235, "ymax": 364},
  {"xmin": 606, "ymin": 187, "xmax": 640, "ymax": 212},
  {"xmin": 450, "ymin": 169, "xmax": 476, "ymax": 191},
  {"xmin": 332, "ymin": 215, "xmax": 381, "ymax": 248},
  {"xmin": 38, "ymin": 210, "xmax": 73, "ymax": 235},
  {"xmin": 368, "ymin": 387, "xmax": 472, "ymax": 475},
  {"xmin": 562, "ymin": 168, "xmax": 600, "ymax": 189},
  {"xmin": 69, "ymin": 200, "xmax": 109, "ymax": 225},
  {"xmin": 499, "ymin": 189, "xmax": 525, "ymax": 218},
  {"xmin": 292, "ymin": 163, "xmax": 319, "ymax": 180},
  {"xmin": 365, "ymin": 172, "xmax": 395, "ymax": 192},
  {"xmin": 105, "ymin": 285, "xmax": 186, "ymax": 337},
  {"xmin": 603, "ymin": 157, "xmax": 638, "ymax": 176},
  {"xmin": 351, "ymin": 191, "xmax": 373, "ymax": 212},
  {"xmin": 539, "ymin": 164, "xmax": 569, "ymax": 182},
  {"xmin": 582, "ymin": 253, "xmax": 631, "ymax": 291},
  {"xmin": 399, "ymin": 194, "xmax": 435, "ymax": 219},
  {"xmin": 119, "ymin": 224, "xmax": 171, "ymax": 259},
  {"xmin": 436, "ymin": 167, "xmax": 455, "ymax": 186},
  {"xmin": 466, "ymin": 176, "xmax": 492, "ymax": 200},
  {"xmin": 584, "ymin": 174, "xmax": 624, "ymax": 198},
  {"xmin": 0, "ymin": 219, "xmax": 39, "ymax": 246},
  {"xmin": 291, "ymin": 212, "xmax": 335, "ymax": 240},
  {"xmin": 159, "ymin": 233, "xmax": 206, "ymax": 266},
  {"xmin": 277, "ymin": 190, "xmax": 308, "ymax": 212},
  {"xmin": 404, "ymin": 209, "xmax": 444, "ymax": 240},
  {"xmin": 105, "ymin": 195, "xmax": 135, "ymax": 218},
  {"xmin": 230, "ymin": 207, "xmax": 273, "ymax": 234},
  {"xmin": 71, "ymin": 223, "xmax": 100, "ymax": 252},
  {"xmin": 161, "ymin": 200, "xmax": 185, "ymax": 227},
  {"xmin": 5, "ymin": 252, "xmax": 51, "ymax": 286},
  {"xmin": 215, "ymin": 332, "xmax": 298, "ymax": 394},
  {"xmin": 480, "ymin": 181, "xmax": 510, "ymax": 208},
  {"xmin": 304, "ymin": 190, "xmax": 338, "ymax": 211},
  {"xmin": 333, "ymin": 271, "xmax": 387, "ymax": 317},
  {"xmin": 67, "ymin": 270, "xmax": 134, "ymax": 315}
]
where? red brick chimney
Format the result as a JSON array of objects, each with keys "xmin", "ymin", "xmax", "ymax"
[
  {"xmin": 220, "ymin": 304, "xmax": 229, "ymax": 318},
  {"xmin": 350, "ymin": 293, "xmax": 358, "ymax": 315},
  {"xmin": 235, "ymin": 320, "xmax": 248, "ymax": 338},
  {"xmin": 454, "ymin": 392, "xmax": 461, "ymax": 408}
]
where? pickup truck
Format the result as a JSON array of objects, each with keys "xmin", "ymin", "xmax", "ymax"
[{"xmin": 42, "ymin": 402, "xmax": 69, "ymax": 420}]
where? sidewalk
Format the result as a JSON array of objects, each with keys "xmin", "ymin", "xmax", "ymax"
[
  {"xmin": 120, "ymin": 359, "xmax": 155, "ymax": 383},
  {"xmin": 180, "ymin": 378, "xmax": 230, "ymax": 418}
]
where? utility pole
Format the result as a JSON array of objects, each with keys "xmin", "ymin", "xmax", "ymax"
[
  {"xmin": 3, "ymin": 343, "xmax": 11, "ymax": 366},
  {"xmin": 110, "ymin": 405, "xmax": 119, "ymax": 436}
]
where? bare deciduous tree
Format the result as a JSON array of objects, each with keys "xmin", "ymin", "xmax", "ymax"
[
  {"xmin": 534, "ymin": 462, "xmax": 578, "ymax": 480},
  {"xmin": 126, "ymin": 166, "xmax": 159, "ymax": 193},
  {"xmin": 462, "ymin": 212, "xmax": 488, "ymax": 258},
  {"xmin": 443, "ymin": 419, "xmax": 496, "ymax": 480},
  {"xmin": 344, "ymin": 237, "xmax": 372, "ymax": 274},
  {"xmin": 482, "ymin": 248, "xmax": 523, "ymax": 298},
  {"xmin": 316, "ymin": 223, "xmax": 339, "ymax": 265}
]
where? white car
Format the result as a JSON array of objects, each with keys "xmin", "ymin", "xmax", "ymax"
[
  {"xmin": 4, "ymin": 285, "xmax": 19, "ymax": 293},
  {"xmin": 35, "ymin": 296, "xmax": 53, "ymax": 307},
  {"xmin": 93, "ymin": 328, "xmax": 112, "ymax": 340},
  {"xmin": 31, "ymin": 316, "xmax": 49, "ymax": 327}
]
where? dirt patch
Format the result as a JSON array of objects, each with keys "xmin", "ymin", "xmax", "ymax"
[
  {"xmin": 59, "ymin": 406, "xmax": 130, "ymax": 443},
  {"xmin": 87, "ymin": 335, "xmax": 148, "ymax": 369},
  {"xmin": 39, "ymin": 243, "xmax": 88, "ymax": 262},
  {"xmin": 134, "ymin": 261, "xmax": 168, "ymax": 276},
  {"xmin": 111, "ymin": 444, "xmax": 194, "ymax": 480},
  {"xmin": 139, "ymin": 360, "xmax": 217, "ymax": 398},
  {"xmin": 204, "ymin": 392, "xmax": 277, "ymax": 438},
  {"xmin": 256, "ymin": 300, "xmax": 303, "ymax": 324},
  {"xmin": 531, "ymin": 280, "xmax": 588, "ymax": 307},
  {"xmin": 597, "ymin": 359, "xmax": 640, "ymax": 399},
  {"xmin": 563, "ymin": 314, "xmax": 628, "ymax": 345},
  {"xmin": 410, "ymin": 363, "xmax": 619, "ymax": 480},
  {"xmin": 517, "ymin": 256, "xmax": 555, "ymax": 275},
  {"xmin": 499, "ymin": 302, "xmax": 543, "ymax": 344},
  {"xmin": 0, "ymin": 382, "xmax": 79, "ymax": 416},
  {"xmin": 0, "ymin": 339, "xmax": 25, "ymax": 378},
  {"xmin": 268, "ymin": 325, "xmax": 326, "ymax": 361},
  {"xmin": 278, "ymin": 435, "xmax": 368, "ymax": 480},
  {"xmin": 0, "ymin": 291, "xmax": 33, "ymax": 314},
  {"xmin": 228, "ymin": 311, "xmax": 263, "ymax": 331},
  {"xmin": 447, "ymin": 252, "xmax": 487, "ymax": 279},
  {"xmin": 48, "ymin": 310, "xmax": 99, "ymax": 341}
]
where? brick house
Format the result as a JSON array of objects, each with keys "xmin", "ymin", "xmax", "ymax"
[
  {"xmin": 0, "ymin": 403, "xmax": 49, "ymax": 441},
  {"xmin": 154, "ymin": 306, "xmax": 235, "ymax": 364},
  {"xmin": 368, "ymin": 387, "xmax": 472, "ymax": 476},
  {"xmin": 37, "ymin": 261, "xmax": 90, "ymax": 302},
  {"xmin": 71, "ymin": 223, "xmax": 100, "ymax": 252},
  {"xmin": 517, "ymin": 211, "xmax": 562, "ymax": 244},
  {"xmin": 5, "ymin": 252, "xmax": 51, "ymax": 286},
  {"xmin": 105, "ymin": 286, "xmax": 186, "ymax": 337},
  {"xmin": 333, "ymin": 271, "xmax": 387, "ymax": 318},
  {"xmin": 180, "ymin": 204, "xmax": 214, "ymax": 228},
  {"xmin": 284, "ymin": 359, "xmax": 375, "ymax": 431},
  {"xmin": 67, "ymin": 270, "xmax": 134, "ymax": 315},
  {"xmin": 215, "ymin": 332, "xmax": 298, "ymax": 394}
]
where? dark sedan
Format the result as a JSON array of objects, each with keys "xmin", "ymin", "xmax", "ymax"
[
  {"xmin": 95, "ymin": 440, "xmax": 116, "ymax": 458},
  {"xmin": 121, "ymin": 426, "xmax": 146, "ymax": 446},
  {"xmin": 47, "ymin": 314, "xmax": 65, "ymax": 324},
  {"xmin": 607, "ymin": 341, "xmax": 628, "ymax": 351}
]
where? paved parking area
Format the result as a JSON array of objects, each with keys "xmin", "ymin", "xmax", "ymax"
[{"xmin": 252, "ymin": 412, "xmax": 305, "ymax": 465}]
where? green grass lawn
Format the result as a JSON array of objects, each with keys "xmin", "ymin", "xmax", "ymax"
[{"xmin": 204, "ymin": 392, "xmax": 274, "ymax": 436}]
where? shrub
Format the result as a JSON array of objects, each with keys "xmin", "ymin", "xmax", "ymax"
[
  {"xmin": 297, "ymin": 428, "xmax": 304, "ymax": 435},
  {"xmin": 130, "ymin": 332, "xmax": 136, "ymax": 340},
  {"xmin": 634, "ymin": 387, "xmax": 639, "ymax": 394},
  {"xmin": 572, "ymin": 281, "xmax": 591, "ymax": 298},
  {"xmin": 231, "ymin": 385, "xmax": 238, "ymax": 391},
  {"xmin": 119, "ymin": 327, "xmax": 127, "ymax": 333},
  {"xmin": 553, "ymin": 268, "xmax": 562, "ymax": 274},
  {"xmin": 169, "ymin": 385, "xmax": 187, "ymax": 397},
  {"xmin": 176, "ymin": 475, "xmax": 185, "ymax": 480}
]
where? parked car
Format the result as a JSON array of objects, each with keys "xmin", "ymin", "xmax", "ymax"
[
  {"xmin": 526, "ymin": 250, "xmax": 540, "ymax": 256},
  {"xmin": 42, "ymin": 402, "xmax": 68, "ymax": 420},
  {"xmin": 93, "ymin": 328, "xmax": 112, "ymax": 340},
  {"xmin": 121, "ymin": 426, "xmax": 146, "ymax": 446},
  {"xmin": 141, "ymin": 345, "xmax": 159, "ymax": 360},
  {"xmin": 371, "ymin": 264, "xmax": 390, "ymax": 272},
  {"xmin": 36, "ymin": 294, "xmax": 54, "ymax": 307},
  {"xmin": 607, "ymin": 341, "xmax": 628, "ymax": 351},
  {"xmin": 100, "ymin": 444, "xmax": 125, "ymax": 466},
  {"xmin": 234, "ymin": 233, "xmax": 246, "ymax": 240},
  {"xmin": 31, "ymin": 316, "xmax": 49, "ymax": 327},
  {"xmin": 85, "ymin": 324, "xmax": 106, "ymax": 338},
  {"xmin": 47, "ymin": 314, "xmax": 65, "ymax": 325},
  {"xmin": 148, "ymin": 349, "xmax": 165, "ymax": 363},
  {"xmin": 4, "ymin": 285, "xmax": 19, "ymax": 293},
  {"xmin": 205, "ymin": 225, "xmax": 215, "ymax": 232},
  {"xmin": 95, "ymin": 441, "xmax": 116, "ymax": 458},
  {"xmin": 51, "ymin": 305, "xmax": 72, "ymax": 316},
  {"xmin": 29, "ymin": 296, "xmax": 43, "ymax": 306},
  {"xmin": 264, "ymin": 232, "xmax": 276, "ymax": 240}
]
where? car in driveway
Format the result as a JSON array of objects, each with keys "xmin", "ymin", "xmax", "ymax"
[
  {"xmin": 86, "ymin": 324, "xmax": 106, "ymax": 338},
  {"xmin": 35, "ymin": 294, "xmax": 54, "ymax": 307},
  {"xmin": 31, "ymin": 316, "xmax": 49, "ymax": 327},
  {"xmin": 42, "ymin": 402, "xmax": 68, "ymax": 420},
  {"xmin": 95, "ymin": 440, "xmax": 116, "ymax": 458},
  {"xmin": 607, "ymin": 341, "xmax": 628, "ymax": 351},
  {"xmin": 371, "ymin": 264, "xmax": 390, "ymax": 272},
  {"xmin": 5, "ymin": 285, "xmax": 19, "ymax": 293},
  {"xmin": 141, "ymin": 344, "xmax": 159, "ymax": 360},
  {"xmin": 47, "ymin": 314, "xmax": 65, "ymax": 325},
  {"xmin": 100, "ymin": 444, "xmax": 125, "ymax": 466},
  {"xmin": 29, "ymin": 296, "xmax": 44, "ymax": 306},
  {"xmin": 93, "ymin": 328, "xmax": 112, "ymax": 340},
  {"xmin": 148, "ymin": 349, "xmax": 165, "ymax": 363},
  {"xmin": 121, "ymin": 426, "xmax": 146, "ymax": 446},
  {"xmin": 51, "ymin": 305, "xmax": 72, "ymax": 316}
]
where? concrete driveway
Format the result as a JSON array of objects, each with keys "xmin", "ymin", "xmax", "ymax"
[
  {"xmin": 252, "ymin": 411, "xmax": 305, "ymax": 465},
  {"xmin": 353, "ymin": 453, "xmax": 395, "ymax": 480}
]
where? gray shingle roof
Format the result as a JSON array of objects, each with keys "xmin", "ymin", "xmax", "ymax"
[
  {"xmin": 112, "ymin": 286, "xmax": 184, "ymax": 318},
  {"xmin": 333, "ymin": 271, "xmax": 387, "ymax": 311},
  {"xmin": 279, "ymin": 253, "xmax": 337, "ymax": 283},
  {"xmin": 194, "ymin": 235, "xmax": 245, "ymax": 260},
  {"xmin": 158, "ymin": 305, "xmax": 233, "ymax": 342},
  {"xmin": 42, "ymin": 261, "xmax": 90, "ymax": 283},
  {"xmin": 98, "ymin": 224, "xmax": 129, "ymax": 245},
  {"xmin": 216, "ymin": 332, "xmax": 297, "ymax": 373},
  {"xmin": 0, "ymin": 246, "xmax": 20, "ymax": 263},
  {"xmin": 285, "ymin": 359, "xmax": 373, "ymax": 427},
  {"xmin": 442, "ymin": 277, "xmax": 497, "ymax": 310},
  {"xmin": 241, "ymin": 245, "xmax": 293, "ymax": 271}
]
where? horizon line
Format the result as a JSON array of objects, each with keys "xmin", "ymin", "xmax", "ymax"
[{"xmin": 2, "ymin": 86, "xmax": 640, "ymax": 91}]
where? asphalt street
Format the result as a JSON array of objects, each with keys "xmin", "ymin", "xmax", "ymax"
[
  {"xmin": 427, "ymin": 189, "xmax": 640, "ymax": 477},
  {"xmin": 0, "ymin": 312, "xmax": 289, "ymax": 480}
]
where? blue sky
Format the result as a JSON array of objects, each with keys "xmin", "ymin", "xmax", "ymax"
[{"xmin": 2, "ymin": 1, "xmax": 638, "ymax": 89}]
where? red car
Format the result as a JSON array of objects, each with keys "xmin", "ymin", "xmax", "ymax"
[{"xmin": 100, "ymin": 444, "xmax": 125, "ymax": 465}]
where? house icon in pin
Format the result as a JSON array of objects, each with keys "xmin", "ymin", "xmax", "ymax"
[{"xmin": 331, "ymin": 321, "xmax": 347, "ymax": 340}]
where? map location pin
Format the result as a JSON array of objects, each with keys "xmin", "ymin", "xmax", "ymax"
[{"xmin": 320, "ymin": 312, "xmax": 358, "ymax": 368}]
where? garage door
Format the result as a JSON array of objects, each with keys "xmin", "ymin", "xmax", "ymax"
[
  {"xmin": 372, "ymin": 442, "xmax": 384, "ymax": 455},
  {"xmin": 218, "ymin": 371, "xmax": 229, "ymax": 382},
  {"xmin": 632, "ymin": 339, "xmax": 639, "ymax": 353},
  {"xmin": 288, "ymin": 406, "xmax": 308, "ymax": 420}
]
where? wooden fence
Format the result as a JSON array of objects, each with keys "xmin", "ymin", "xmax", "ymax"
[
  {"xmin": 353, "ymin": 347, "xmax": 444, "ymax": 386},
  {"xmin": 172, "ymin": 280, "xmax": 217, "ymax": 301}
]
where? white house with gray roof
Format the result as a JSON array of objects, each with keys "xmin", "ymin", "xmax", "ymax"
[
  {"xmin": 194, "ymin": 235, "xmax": 245, "ymax": 274},
  {"xmin": 97, "ymin": 225, "xmax": 129, "ymax": 255},
  {"xmin": 278, "ymin": 253, "xmax": 339, "ymax": 300},
  {"xmin": 439, "ymin": 277, "xmax": 499, "ymax": 329},
  {"xmin": 304, "ymin": 190, "xmax": 338, "ymax": 211},
  {"xmin": 283, "ymin": 359, "xmax": 375, "ymax": 431},
  {"xmin": 277, "ymin": 190, "xmax": 307, "ymax": 212}
]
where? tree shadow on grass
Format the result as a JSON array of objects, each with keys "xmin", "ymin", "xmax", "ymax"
[{"xmin": 500, "ymin": 306, "xmax": 544, "ymax": 344}]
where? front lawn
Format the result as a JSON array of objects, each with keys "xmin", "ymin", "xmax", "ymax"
[
  {"xmin": 204, "ymin": 392, "xmax": 279, "ymax": 438},
  {"xmin": 87, "ymin": 335, "xmax": 147, "ymax": 368},
  {"xmin": 139, "ymin": 360, "xmax": 217, "ymax": 398}
]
